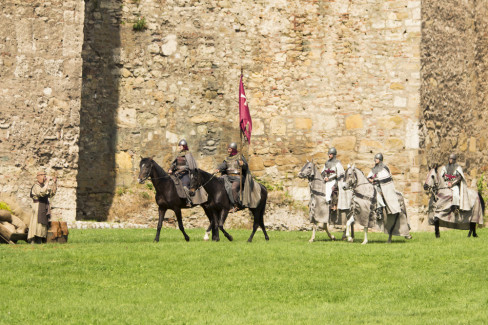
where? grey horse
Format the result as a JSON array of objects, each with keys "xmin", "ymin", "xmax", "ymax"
[
  {"xmin": 343, "ymin": 165, "xmax": 411, "ymax": 244},
  {"xmin": 424, "ymin": 165, "xmax": 484, "ymax": 237},
  {"xmin": 298, "ymin": 161, "xmax": 352, "ymax": 242}
]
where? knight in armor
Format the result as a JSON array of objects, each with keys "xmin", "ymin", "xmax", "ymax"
[
  {"xmin": 439, "ymin": 153, "xmax": 470, "ymax": 213},
  {"xmin": 321, "ymin": 147, "xmax": 345, "ymax": 210},
  {"xmin": 216, "ymin": 142, "xmax": 248, "ymax": 212},
  {"xmin": 168, "ymin": 139, "xmax": 198, "ymax": 206},
  {"xmin": 367, "ymin": 153, "xmax": 401, "ymax": 218}
]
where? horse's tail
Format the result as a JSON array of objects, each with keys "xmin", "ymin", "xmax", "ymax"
[{"xmin": 478, "ymin": 192, "xmax": 485, "ymax": 216}]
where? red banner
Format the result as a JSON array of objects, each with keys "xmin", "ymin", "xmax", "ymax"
[{"xmin": 239, "ymin": 75, "xmax": 252, "ymax": 144}]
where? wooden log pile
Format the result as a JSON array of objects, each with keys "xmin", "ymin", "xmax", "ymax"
[{"xmin": 0, "ymin": 210, "xmax": 28, "ymax": 244}]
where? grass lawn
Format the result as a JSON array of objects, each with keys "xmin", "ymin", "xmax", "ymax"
[{"xmin": 1, "ymin": 228, "xmax": 487, "ymax": 324}]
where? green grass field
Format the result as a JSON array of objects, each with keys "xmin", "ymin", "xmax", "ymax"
[{"xmin": 1, "ymin": 228, "xmax": 487, "ymax": 324}]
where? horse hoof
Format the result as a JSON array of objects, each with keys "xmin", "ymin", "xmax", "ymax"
[
  {"xmin": 405, "ymin": 235, "xmax": 412, "ymax": 240},
  {"xmin": 361, "ymin": 241, "xmax": 368, "ymax": 245},
  {"xmin": 309, "ymin": 239, "xmax": 314, "ymax": 243},
  {"xmin": 387, "ymin": 240, "xmax": 392, "ymax": 244},
  {"xmin": 185, "ymin": 237, "xmax": 190, "ymax": 242},
  {"xmin": 265, "ymin": 236, "xmax": 269, "ymax": 241},
  {"xmin": 347, "ymin": 237, "xmax": 353, "ymax": 243},
  {"xmin": 203, "ymin": 234, "xmax": 209, "ymax": 241},
  {"xmin": 227, "ymin": 235, "xmax": 234, "ymax": 242},
  {"xmin": 331, "ymin": 236, "xmax": 336, "ymax": 241},
  {"xmin": 435, "ymin": 233, "xmax": 440, "ymax": 238},
  {"xmin": 247, "ymin": 238, "xmax": 253, "ymax": 243},
  {"xmin": 473, "ymin": 234, "xmax": 479, "ymax": 238}
]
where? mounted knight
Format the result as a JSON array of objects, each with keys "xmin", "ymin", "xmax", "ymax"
[
  {"xmin": 168, "ymin": 139, "xmax": 199, "ymax": 207},
  {"xmin": 216, "ymin": 142, "xmax": 261, "ymax": 212},
  {"xmin": 321, "ymin": 147, "xmax": 352, "ymax": 214},
  {"xmin": 439, "ymin": 153, "xmax": 471, "ymax": 214},
  {"xmin": 367, "ymin": 153, "xmax": 401, "ymax": 219}
]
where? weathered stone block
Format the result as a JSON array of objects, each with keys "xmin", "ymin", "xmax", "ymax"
[
  {"xmin": 386, "ymin": 138, "xmax": 404, "ymax": 150},
  {"xmin": 295, "ymin": 118, "xmax": 313, "ymax": 130},
  {"xmin": 270, "ymin": 117, "xmax": 286, "ymax": 135},
  {"xmin": 469, "ymin": 137, "xmax": 476, "ymax": 152},
  {"xmin": 249, "ymin": 156, "xmax": 264, "ymax": 171},
  {"xmin": 190, "ymin": 115, "xmax": 218, "ymax": 124},
  {"xmin": 390, "ymin": 82, "xmax": 405, "ymax": 90},
  {"xmin": 345, "ymin": 114, "xmax": 363, "ymax": 130},
  {"xmin": 332, "ymin": 136, "xmax": 356, "ymax": 151}
]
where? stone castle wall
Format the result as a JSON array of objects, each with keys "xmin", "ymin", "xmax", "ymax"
[
  {"xmin": 0, "ymin": 0, "xmax": 84, "ymax": 221},
  {"xmin": 108, "ymin": 0, "xmax": 422, "ymax": 227},
  {"xmin": 1, "ymin": 0, "xmax": 486, "ymax": 231},
  {"xmin": 420, "ymin": 0, "xmax": 488, "ymax": 209}
]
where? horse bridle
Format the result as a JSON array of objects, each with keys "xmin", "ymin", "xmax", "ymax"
[{"xmin": 139, "ymin": 161, "xmax": 152, "ymax": 183}]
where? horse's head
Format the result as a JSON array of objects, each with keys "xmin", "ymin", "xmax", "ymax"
[
  {"xmin": 423, "ymin": 166, "xmax": 439, "ymax": 191},
  {"xmin": 298, "ymin": 161, "xmax": 314, "ymax": 180},
  {"xmin": 343, "ymin": 164, "xmax": 358, "ymax": 190},
  {"xmin": 138, "ymin": 157, "xmax": 153, "ymax": 184}
]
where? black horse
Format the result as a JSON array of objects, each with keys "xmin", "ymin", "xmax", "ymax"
[
  {"xmin": 138, "ymin": 158, "xmax": 220, "ymax": 242},
  {"xmin": 196, "ymin": 169, "xmax": 270, "ymax": 242}
]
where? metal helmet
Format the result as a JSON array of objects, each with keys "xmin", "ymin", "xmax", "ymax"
[
  {"xmin": 374, "ymin": 153, "xmax": 384, "ymax": 161},
  {"xmin": 449, "ymin": 153, "xmax": 457, "ymax": 162},
  {"xmin": 178, "ymin": 139, "xmax": 188, "ymax": 147},
  {"xmin": 228, "ymin": 142, "xmax": 238, "ymax": 150},
  {"xmin": 328, "ymin": 147, "xmax": 337, "ymax": 156}
]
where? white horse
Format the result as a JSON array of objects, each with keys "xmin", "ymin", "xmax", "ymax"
[
  {"xmin": 298, "ymin": 161, "xmax": 352, "ymax": 242},
  {"xmin": 343, "ymin": 165, "xmax": 411, "ymax": 244},
  {"xmin": 424, "ymin": 165, "xmax": 484, "ymax": 237}
]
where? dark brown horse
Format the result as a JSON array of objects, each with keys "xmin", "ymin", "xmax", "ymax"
[
  {"xmin": 138, "ymin": 158, "xmax": 219, "ymax": 242},
  {"xmin": 196, "ymin": 169, "xmax": 269, "ymax": 242}
]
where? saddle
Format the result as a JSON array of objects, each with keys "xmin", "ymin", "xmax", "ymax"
[{"xmin": 170, "ymin": 175, "xmax": 208, "ymax": 205}]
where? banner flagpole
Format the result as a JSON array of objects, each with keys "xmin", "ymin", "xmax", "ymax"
[{"xmin": 239, "ymin": 68, "xmax": 244, "ymax": 205}]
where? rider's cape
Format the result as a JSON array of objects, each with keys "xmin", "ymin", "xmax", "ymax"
[
  {"xmin": 439, "ymin": 165, "xmax": 471, "ymax": 211},
  {"xmin": 241, "ymin": 156, "xmax": 261, "ymax": 209},
  {"xmin": 336, "ymin": 163, "xmax": 352, "ymax": 210},
  {"xmin": 321, "ymin": 160, "xmax": 352, "ymax": 210},
  {"xmin": 368, "ymin": 167, "xmax": 401, "ymax": 214}
]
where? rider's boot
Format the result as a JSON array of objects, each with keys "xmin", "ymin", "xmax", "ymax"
[
  {"xmin": 452, "ymin": 205, "xmax": 460, "ymax": 217},
  {"xmin": 375, "ymin": 207, "xmax": 383, "ymax": 220}
]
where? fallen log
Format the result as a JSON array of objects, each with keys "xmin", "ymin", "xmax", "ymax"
[{"xmin": 0, "ymin": 210, "xmax": 12, "ymax": 223}]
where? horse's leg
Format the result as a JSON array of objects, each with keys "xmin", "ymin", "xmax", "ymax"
[
  {"xmin": 324, "ymin": 223, "xmax": 335, "ymax": 241},
  {"xmin": 203, "ymin": 223, "xmax": 212, "ymax": 241},
  {"xmin": 256, "ymin": 202, "xmax": 269, "ymax": 241},
  {"xmin": 154, "ymin": 207, "xmax": 166, "ymax": 242},
  {"xmin": 473, "ymin": 223, "xmax": 478, "ymax": 238},
  {"xmin": 218, "ymin": 209, "xmax": 233, "ymax": 241},
  {"xmin": 346, "ymin": 216, "xmax": 355, "ymax": 242},
  {"xmin": 248, "ymin": 205, "xmax": 266, "ymax": 243},
  {"xmin": 362, "ymin": 227, "xmax": 368, "ymax": 245},
  {"xmin": 387, "ymin": 213, "xmax": 399, "ymax": 244},
  {"xmin": 469, "ymin": 222, "xmax": 478, "ymax": 238},
  {"xmin": 309, "ymin": 223, "xmax": 316, "ymax": 243},
  {"xmin": 174, "ymin": 209, "xmax": 190, "ymax": 242},
  {"xmin": 205, "ymin": 208, "xmax": 220, "ymax": 242},
  {"xmin": 351, "ymin": 221, "xmax": 355, "ymax": 239},
  {"xmin": 434, "ymin": 217, "xmax": 440, "ymax": 238}
]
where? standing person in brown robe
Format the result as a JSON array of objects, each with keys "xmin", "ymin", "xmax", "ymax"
[{"xmin": 28, "ymin": 171, "xmax": 57, "ymax": 244}]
